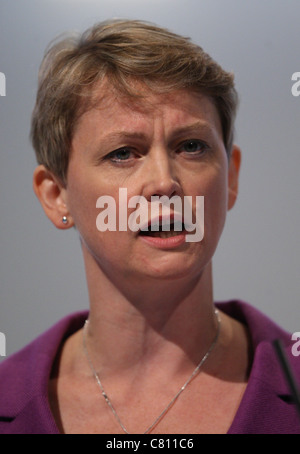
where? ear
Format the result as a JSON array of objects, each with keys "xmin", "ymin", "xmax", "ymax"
[
  {"xmin": 227, "ymin": 145, "xmax": 241, "ymax": 211},
  {"xmin": 33, "ymin": 165, "xmax": 74, "ymax": 229}
]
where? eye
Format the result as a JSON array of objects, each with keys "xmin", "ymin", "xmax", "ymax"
[
  {"xmin": 106, "ymin": 147, "xmax": 135, "ymax": 163},
  {"xmin": 178, "ymin": 140, "xmax": 209, "ymax": 156}
]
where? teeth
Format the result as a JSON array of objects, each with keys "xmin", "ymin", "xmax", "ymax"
[
  {"xmin": 140, "ymin": 222, "xmax": 185, "ymax": 237},
  {"xmin": 142, "ymin": 221, "xmax": 184, "ymax": 232},
  {"xmin": 148, "ymin": 230, "xmax": 183, "ymax": 238},
  {"xmin": 173, "ymin": 221, "xmax": 184, "ymax": 231},
  {"xmin": 159, "ymin": 230, "xmax": 182, "ymax": 238}
]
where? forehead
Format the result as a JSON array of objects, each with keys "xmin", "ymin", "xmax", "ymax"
[{"xmin": 74, "ymin": 82, "xmax": 223, "ymax": 139}]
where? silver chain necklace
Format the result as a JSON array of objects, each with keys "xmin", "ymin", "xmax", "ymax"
[{"xmin": 82, "ymin": 308, "xmax": 221, "ymax": 434}]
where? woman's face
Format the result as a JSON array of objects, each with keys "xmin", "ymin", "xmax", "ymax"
[{"xmin": 63, "ymin": 86, "xmax": 240, "ymax": 282}]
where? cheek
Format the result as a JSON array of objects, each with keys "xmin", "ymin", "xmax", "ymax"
[
  {"xmin": 66, "ymin": 164, "xmax": 115, "ymax": 229},
  {"xmin": 203, "ymin": 170, "xmax": 228, "ymax": 239},
  {"xmin": 187, "ymin": 164, "xmax": 228, "ymax": 239},
  {"xmin": 66, "ymin": 173, "xmax": 131, "ymax": 254},
  {"xmin": 67, "ymin": 182, "xmax": 97, "ymax": 229}
]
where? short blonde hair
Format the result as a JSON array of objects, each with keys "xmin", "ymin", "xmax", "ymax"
[{"xmin": 31, "ymin": 19, "xmax": 238, "ymax": 185}]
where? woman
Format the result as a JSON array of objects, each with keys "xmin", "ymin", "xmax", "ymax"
[{"xmin": 0, "ymin": 19, "xmax": 299, "ymax": 434}]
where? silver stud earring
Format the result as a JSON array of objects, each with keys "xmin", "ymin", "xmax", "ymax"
[{"xmin": 62, "ymin": 216, "xmax": 68, "ymax": 225}]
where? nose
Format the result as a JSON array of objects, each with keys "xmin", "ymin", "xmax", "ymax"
[{"xmin": 141, "ymin": 147, "xmax": 182, "ymax": 200}]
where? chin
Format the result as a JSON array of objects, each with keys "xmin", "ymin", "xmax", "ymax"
[{"xmin": 134, "ymin": 255, "xmax": 206, "ymax": 282}]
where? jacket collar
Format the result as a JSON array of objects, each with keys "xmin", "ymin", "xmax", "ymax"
[
  {"xmin": 1, "ymin": 302, "xmax": 299, "ymax": 433},
  {"xmin": 0, "ymin": 311, "xmax": 88, "ymax": 423}
]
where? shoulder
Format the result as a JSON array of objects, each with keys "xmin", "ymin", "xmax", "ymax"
[
  {"xmin": 216, "ymin": 299, "xmax": 291, "ymax": 342},
  {"xmin": 217, "ymin": 300, "xmax": 300, "ymax": 434},
  {"xmin": 217, "ymin": 299, "xmax": 300, "ymax": 385},
  {"xmin": 0, "ymin": 311, "xmax": 88, "ymax": 434}
]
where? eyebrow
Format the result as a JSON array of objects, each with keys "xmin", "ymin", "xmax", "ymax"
[
  {"xmin": 100, "ymin": 131, "xmax": 147, "ymax": 143},
  {"xmin": 100, "ymin": 121, "xmax": 214, "ymax": 144},
  {"xmin": 169, "ymin": 121, "xmax": 214, "ymax": 139}
]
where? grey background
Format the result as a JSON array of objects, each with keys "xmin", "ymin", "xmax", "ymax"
[{"xmin": 1, "ymin": 0, "xmax": 300, "ymax": 361}]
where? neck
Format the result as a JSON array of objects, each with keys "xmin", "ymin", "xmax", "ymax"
[{"xmin": 80, "ymin": 245, "xmax": 218, "ymax": 377}]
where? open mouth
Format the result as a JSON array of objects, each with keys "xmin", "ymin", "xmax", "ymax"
[{"xmin": 139, "ymin": 221, "xmax": 185, "ymax": 238}]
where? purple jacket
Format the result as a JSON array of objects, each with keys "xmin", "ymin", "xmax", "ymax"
[{"xmin": 1, "ymin": 300, "xmax": 300, "ymax": 434}]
